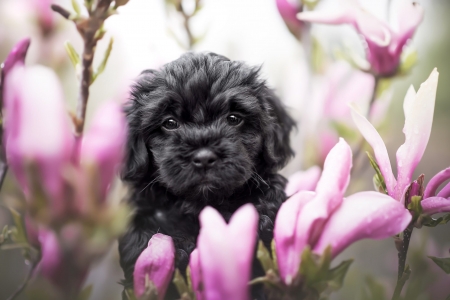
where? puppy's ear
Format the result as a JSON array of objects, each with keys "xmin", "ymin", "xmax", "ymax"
[
  {"xmin": 121, "ymin": 70, "xmax": 157, "ymax": 185},
  {"xmin": 261, "ymin": 89, "xmax": 295, "ymax": 171}
]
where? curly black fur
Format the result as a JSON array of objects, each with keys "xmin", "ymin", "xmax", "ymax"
[{"xmin": 118, "ymin": 52, "xmax": 295, "ymax": 297}]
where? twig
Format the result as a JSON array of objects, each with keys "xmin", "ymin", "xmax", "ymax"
[
  {"xmin": 6, "ymin": 259, "xmax": 39, "ymax": 300},
  {"xmin": 52, "ymin": 1, "xmax": 114, "ymax": 136},
  {"xmin": 390, "ymin": 226, "xmax": 413, "ymax": 300}
]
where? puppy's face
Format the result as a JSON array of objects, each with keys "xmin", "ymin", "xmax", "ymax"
[{"xmin": 124, "ymin": 53, "xmax": 294, "ymax": 201}]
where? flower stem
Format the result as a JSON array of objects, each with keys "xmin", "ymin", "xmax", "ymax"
[
  {"xmin": 51, "ymin": 1, "xmax": 114, "ymax": 136},
  {"xmin": 6, "ymin": 258, "xmax": 39, "ymax": 300},
  {"xmin": 391, "ymin": 226, "xmax": 414, "ymax": 300}
]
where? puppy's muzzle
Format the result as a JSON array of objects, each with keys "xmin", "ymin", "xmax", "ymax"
[{"xmin": 191, "ymin": 148, "xmax": 217, "ymax": 169}]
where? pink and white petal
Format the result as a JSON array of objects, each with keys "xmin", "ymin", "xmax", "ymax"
[
  {"xmin": 189, "ymin": 249, "xmax": 205, "ymax": 300},
  {"xmin": 292, "ymin": 139, "xmax": 352, "ymax": 258},
  {"xmin": 394, "ymin": 0, "xmax": 424, "ymax": 54},
  {"xmin": 424, "ymin": 168, "xmax": 450, "ymax": 199},
  {"xmin": 403, "ymin": 85, "xmax": 416, "ymax": 120},
  {"xmin": 313, "ymin": 192, "xmax": 411, "ymax": 257},
  {"xmin": 315, "ymin": 138, "xmax": 352, "ymax": 209},
  {"xmin": 198, "ymin": 207, "xmax": 251, "ymax": 300},
  {"xmin": 298, "ymin": 5, "xmax": 390, "ymax": 46},
  {"xmin": 421, "ymin": 197, "xmax": 450, "ymax": 216},
  {"xmin": 133, "ymin": 234, "xmax": 176, "ymax": 300},
  {"xmin": 350, "ymin": 103, "xmax": 396, "ymax": 196},
  {"xmin": 2, "ymin": 38, "xmax": 30, "ymax": 77},
  {"xmin": 395, "ymin": 69, "xmax": 439, "ymax": 201},
  {"xmin": 274, "ymin": 191, "xmax": 315, "ymax": 284},
  {"xmin": 285, "ymin": 166, "xmax": 321, "ymax": 197}
]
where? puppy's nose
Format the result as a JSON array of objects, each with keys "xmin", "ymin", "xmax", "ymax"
[{"xmin": 192, "ymin": 149, "xmax": 217, "ymax": 168}]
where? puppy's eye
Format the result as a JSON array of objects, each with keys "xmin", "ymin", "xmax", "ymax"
[
  {"xmin": 162, "ymin": 118, "xmax": 179, "ymax": 130},
  {"xmin": 227, "ymin": 115, "xmax": 242, "ymax": 126}
]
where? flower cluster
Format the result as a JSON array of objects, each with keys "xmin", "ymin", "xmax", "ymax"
[{"xmin": 1, "ymin": 38, "xmax": 128, "ymax": 296}]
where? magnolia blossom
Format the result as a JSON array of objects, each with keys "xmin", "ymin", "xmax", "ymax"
[
  {"xmin": 190, "ymin": 204, "xmax": 258, "ymax": 300},
  {"xmin": 350, "ymin": 69, "xmax": 439, "ymax": 202},
  {"xmin": 1, "ymin": 38, "xmax": 30, "ymax": 80},
  {"xmin": 276, "ymin": 0, "xmax": 304, "ymax": 37},
  {"xmin": 31, "ymin": 0, "xmax": 56, "ymax": 33},
  {"xmin": 3, "ymin": 63, "xmax": 127, "ymax": 219},
  {"xmin": 133, "ymin": 234, "xmax": 176, "ymax": 299},
  {"xmin": 298, "ymin": 0, "xmax": 423, "ymax": 76},
  {"xmin": 274, "ymin": 138, "xmax": 411, "ymax": 284}
]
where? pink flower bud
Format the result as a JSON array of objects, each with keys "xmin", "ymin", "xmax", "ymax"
[
  {"xmin": 276, "ymin": 0, "xmax": 303, "ymax": 37},
  {"xmin": 3, "ymin": 65, "xmax": 74, "ymax": 215},
  {"xmin": 80, "ymin": 101, "xmax": 127, "ymax": 200},
  {"xmin": 196, "ymin": 204, "xmax": 258, "ymax": 300},
  {"xmin": 1, "ymin": 38, "xmax": 30, "ymax": 79},
  {"xmin": 133, "ymin": 233, "xmax": 176, "ymax": 299}
]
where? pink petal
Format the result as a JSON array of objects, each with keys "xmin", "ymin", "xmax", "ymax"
[
  {"xmin": 350, "ymin": 103, "xmax": 396, "ymax": 197},
  {"xmin": 421, "ymin": 197, "xmax": 450, "ymax": 216},
  {"xmin": 290, "ymin": 139, "xmax": 352, "ymax": 280},
  {"xmin": 298, "ymin": 5, "xmax": 390, "ymax": 46},
  {"xmin": 198, "ymin": 205, "xmax": 257, "ymax": 300},
  {"xmin": 4, "ymin": 66, "xmax": 74, "ymax": 215},
  {"xmin": 133, "ymin": 233, "xmax": 176, "ymax": 299},
  {"xmin": 80, "ymin": 101, "xmax": 127, "ymax": 200},
  {"xmin": 395, "ymin": 69, "xmax": 439, "ymax": 201},
  {"xmin": 274, "ymin": 191, "xmax": 315, "ymax": 284},
  {"xmin": 1, "ymin": 38, "xmax": 30, "ymax": 78},
  {"xmin": 276, "ymin": 0, "xmax": 303, "ymax": 35},
  {"xmin": 437, "ymin": 182, "xmax": 450, "ymax": 198},
  {"xmin": 314, "ymin": 191, "xmax": 412, "ymax": 257},
  {"xmin": 393, "ymin": 0, "xmax": 424, "ymax": 56},
  {"xmin": 37, "ymin": 230, "xmax": 62, "ymax": 283},
  {"xmin": 189, "ymin": 249, "xmax": 205, "ymax": 300},
  {"xmin": 314, "ymin": 138, "xmax": 352, "ymax": 203},
  {"xmin": 285, "ymin": 166, "xmax": 321, "ymax": 197},
  {"xmin": 424, "ymin": 168, "xmax": 450, "ymax": 199}
]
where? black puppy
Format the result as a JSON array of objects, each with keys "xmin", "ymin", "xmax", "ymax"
[{"xmin": 118, "ymin": 52, "xmax": 294, "ymax": 295}]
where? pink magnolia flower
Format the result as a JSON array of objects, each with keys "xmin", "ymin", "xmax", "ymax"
[
  {"xmin": 3, "ymin": 63, "xmax": 127, "ymax": 219},
  {"xmin": 276, "ymin": 0, "xmax": 304, "ymax": 37},
  {"xmin": 190, "ymin": 204, "xmax": 259, "ymax": 300},
  {"xmin": 274, "ymin": 138, "xmax": 411, "ymax": 284},
  {"xmin": 133, "ymin": 234, "xmax": 176, "ymax": 300},
  {"xmin": 350, "ymin": 68, "xmax": 439, "ymax": 202},
  {"xmin": 31, "ymin": 0, "xmax": 56, "ymax": 34},
  {"xmin": 297, "ymin": 0, "xmax": 424, "ymax": 76}
]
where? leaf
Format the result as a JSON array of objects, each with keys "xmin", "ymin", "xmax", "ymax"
[
  {"xmin": 77, "ymin": 285, "xmax": 93, "ymax": 300},
  {"xmin": 300, "ymin": 245, "xmax": 332, "ymax": 287},
  {"xmin": 64, "ymin": 41, "xmax": 80, "ymax": 69},
  {"xmin": 173, "ymin": 269, "xmax": 189, "ymax": 297},
  {"xmin": 428, "ymin": 256, "xmax": 450, "ymax": 274},
  {"xmin": 326, "ymin": 259, "xmax": 353, "ymax": 291},
  {"xmin": 422, "ymin": 213, "xmax": 450, "ymax": 227},
  {"xmin": 257, "ymin": 240, "xmax": 274, "ymax": 272},
  {"xmin": 271, "ymin": 239, "xmax": 278, "ymax": 272},
  {"xmin": 9, "ymin": 208, "xmax": 27, "ymax": 244},
  {"xmin": 72, "ymin": 0, "xmax": 81, "ymax": 15},
  {"xmin": 407, "ymin": 195, "xmax": 423, "ymax": 219},
  {"xmin": 399, "ymin": 48, "xmax": 418, "ymax": 75},
  {"xmin": 362, "ymin": 276, "xmax": 387, "ymax": 300},
  {"xmin": 92, "ymin": 37, "xmax": 114, "ymax": 84},
  {"xmin": 367, "ymin": 152, "xmax": 388, "ymax": 194}
]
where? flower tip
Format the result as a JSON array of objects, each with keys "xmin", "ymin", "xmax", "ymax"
[{"xmin": 2, "ymin": 38, "xmax": 31, "ymax": 75}]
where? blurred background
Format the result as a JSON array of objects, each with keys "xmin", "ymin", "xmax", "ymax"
[{"xmin": 0, "ymin": 0, "xmax": 449, "ymax": 299}]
